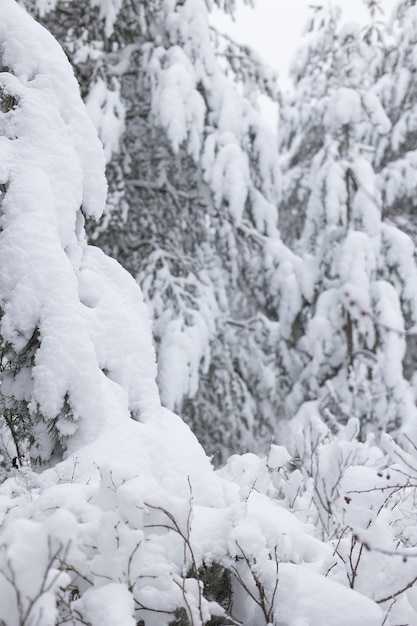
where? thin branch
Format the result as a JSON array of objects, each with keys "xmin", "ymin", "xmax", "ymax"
[{"xmin": 376, "ymin": 572, "xmax": 417, "ymax": 604}]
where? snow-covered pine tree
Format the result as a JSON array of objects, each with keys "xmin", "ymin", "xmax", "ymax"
[
  {"xmin": 275, "ymin": 13, "xmax": 417, "ymax": 441},
  {"xmin": 372, "ymin": 0, "xmax": 417, "ymax": 235},
  {"xmin": 20, "ymin": 0, "xmax": 282, "ymax": 461},
  {"xmin": 366, "ymin": 0, "xmax": 417, "ymax": 382},
  {"xmin": 278, "ymin": 2, "xmax": 386, "ymax": 246},
  {"xmin": 0, "ymin": 0, "xmax": 120, "ymax": 470},
  {"xmin": 0, "ymin": 6, "xmax": 387, "ymax": 625},
  {"xmin": 278, "ymin": 5, "xmax": 342, "ymax": 247}
]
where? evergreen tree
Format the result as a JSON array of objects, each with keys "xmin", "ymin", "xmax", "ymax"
[
  {"xmin": 275, "ymin": 12, "xmax": 417, "ymax": 440},
  {"xmin": 0, "ymin": 0, "xmax": 177, "ymax": 475},
  {"xmin": 372, "ymin": 0, "xmax": 417, "ymax": 234},
  {"xmin": 278, "ymin": 5, "xmax": 342, "ymax": 246},
  {"xmin": 22, "ymin": 0, "xmax": 282, "ymax": 461},
  {"xmin": 278, "ymin": 3, "xmax": 385, "ymax": 246},
  {"xmin": 369, "ymin": 0, "xmax": 417, "ymax": 381}
]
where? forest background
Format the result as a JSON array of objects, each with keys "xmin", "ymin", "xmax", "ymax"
[{"xmin": 1, "ymin": 0, "xmax": 417, "ymax": 624}]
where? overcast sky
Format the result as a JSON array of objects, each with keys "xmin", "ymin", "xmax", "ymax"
[{"xmin": 212, "ymin": 0, "xmax": 395, "ymax": 90}]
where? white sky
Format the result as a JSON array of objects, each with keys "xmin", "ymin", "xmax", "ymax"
[{"xmin": 212, "ymin": 0, "xmax": 395, "ymax": 90}]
